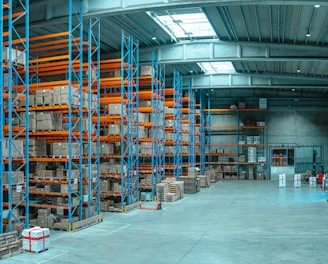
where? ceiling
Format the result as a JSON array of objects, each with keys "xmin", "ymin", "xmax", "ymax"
[{"xmin": 14, "ymin": 0, "xmax": 328, "ymax": 107}]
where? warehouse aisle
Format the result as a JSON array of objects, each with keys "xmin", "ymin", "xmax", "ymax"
[{"xmin": 3, "ymin": 181, "xmax": 328, "ymax": 264}]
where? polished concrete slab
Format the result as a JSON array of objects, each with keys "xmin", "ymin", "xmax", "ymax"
[{"xmin": 3, "ymin": 180, "xmax": 328, "ymax": 264}]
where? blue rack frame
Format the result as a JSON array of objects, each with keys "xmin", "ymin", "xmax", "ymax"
[
  {"xmin": 87, "ymin": 17, "xmax": 101, "ymax": 218},
  {"xmin": 2, "ymin": 0, "xmax": 29, "ymax": 233},
  {"xmin": 188, "ymin": 80, "xmax": 196, "ymax": 168},
  {"xmin": 199, "ymin": 90, "xmax": 206, "ymax": 175},
  {"xmin": 120, "ymin": 31, "xmax": 139, "ymax": 208},
  {"xmin": 0, "ymin": 0, "xmax": 4, "ymax": 233},
  {"xmin": 173, "ymin": 70, "xmax": 182, "ymax": 179},
  {"xmin": 206, "ymin": 97, "xmax": 212, "ymax": 167},
  {"xmin": 67, "ymin": 0, "xmax": 84, "ymax": 226},
  {"xmin": 157, "ymin": 60, "xmax": 166, "ymax": 183}
]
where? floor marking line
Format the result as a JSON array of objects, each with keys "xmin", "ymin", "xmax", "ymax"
[
  {"xmin": 102, "ymin": 224, "xmax": 131, "ymax": 237},
  {"xmin": 36, "ymin": 250, "xmax": 69, "ymax": 264}
]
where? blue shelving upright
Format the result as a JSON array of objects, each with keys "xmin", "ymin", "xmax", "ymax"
[
  {"xmin": 188, "ymin": 80, "xmax": 196, "ymax": 168},
  {"xmin": 86, "ymin": 17, "xmax": 101, "ymax": 218},
  {"xmin": 2, "ymin": 0, "xmax": 29, "ymax": 233},
  {"xmin": 66, "ymin": 0, "xmax": 84, "ymax": 227},
  {"xmin": 0, "ymin": 0, "xmax": 4, "ymax": 233},
  {"xmin": 199, "ymin": 90, "xmax": 206, "ymax": 175},
  {"xmin": 156, "ymin": 60, "xmax": 166, "ymax": 183},
  {"xmin": 120, "ymin": 31, "xmax": 139, "ymax": 208},
  {"xmin": 173, "ymin": 70, "xmax": 182, "ymax": 179},
  {"xmin": 206, "ymin": 97, "xmax": 212, "ymax": 167}
]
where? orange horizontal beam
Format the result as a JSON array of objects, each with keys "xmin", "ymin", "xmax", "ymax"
[
  {"xmin": 29, "ymin": 157, "xmax": 70, "ymax": 162},
  {"xmin": 29, "ymin": 191, "xmax": 70, "ymax": 197},
  {"xmin": 30, "ymin": 55, "xmax": 69, "ymax": 64},
  {"xmin": 30, "ymin": 38, "xmax": 80, "ymax": 49},
  {"xmin": 4, "ymin": 38, "xmax": 26, "ymax": 46},
  {"xmin": 3, "ymin": 11, "xmax": 25, "ymax": 21},
  {"xmin": 28, "ymin": 204, "xmax": 70, "ymax": 210},
  {"xmin": 29, "ymin": 31, "xmax": 70, "ymax": 42}
]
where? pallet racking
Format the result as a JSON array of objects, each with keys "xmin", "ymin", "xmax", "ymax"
[
  {"xmin": 18, "ymin": 0, "xmax": 101, "ymax": 231},
  {"xmin": 138, "ymin": 52, "xmax": 165, "ymax": 199},
  {"xmin": 205, "ymin": 106, "xmax": 268, "ymax": 180},
  {"xmin": 99, "ymin": 30, "xmax": 139, "ymax": 212},
  {"xmin": 1, "ymin": 0, "xmax": 29, "ymax": 233}
]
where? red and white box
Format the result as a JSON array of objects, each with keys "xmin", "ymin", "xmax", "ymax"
[
  {"xmin": 294, "ymin": 174, "xmax": 301, "ymax": 187},
  {"xmin": 22, "ymin": 227, "xmax": 50, "ymax": 253},
  {"xmin": 279, "ymin": 173, "xmax": 286, "ymax": 188},
  {"xmin": 309, "ymin": 176, "xmax": 316, "ymax": 188}
]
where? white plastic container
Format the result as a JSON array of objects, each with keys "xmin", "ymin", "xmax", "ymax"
[
  {"xmin": 279, "ymin": 173, "xmax": 286, "ymax": 188},
  {"xmin": 294, "ymin": 174, "xmax": 301, "ymax": 187},
  {"xmin": 309, "ymin": 176, "xmax": 316, "ymax": 188}
]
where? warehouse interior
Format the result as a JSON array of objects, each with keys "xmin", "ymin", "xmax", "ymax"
[{"xmin": 1, "ymin": 0, "xmax": 328, "ymax": 263}]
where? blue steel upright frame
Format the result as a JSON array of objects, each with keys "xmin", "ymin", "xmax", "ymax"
[
  {"xmin": 67, "ymin": 0, "xmax": 84, "ymax": 226},
  {"xmin": 207, "ymin": 97, "xmax": 212, "ymax": 167},
  {"xmin": 0, "ymin": 0, "xmax": 4, "ymax": 233},
  {"xmin": 120, "ymin": 31, "xmax": 139, "ymax": 208},
  {"xmin": 157, "ymin": 60, "xmax": 166, "ymax": 183},
  {"xmin": 188, "ymin": 80, "xmax": 196, "ymax": 168},
  {"xmin": 3, "ymin": 0, "xmax": 29, "ymax": 232},
  {"xmin": 173, "ymin": 70, "xmax": 182, "ymax": 179},
  {"xmin": 199, "ymin": 90, "xmax": 206, "ymax": 175},
  {"xmin": 87, "ymin": 17, "xmax": 101, "ymax": 218}
]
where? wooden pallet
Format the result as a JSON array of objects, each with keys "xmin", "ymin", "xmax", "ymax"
[
  {"xmin": 71, "ymin": 214, "xmax": 103, "ymax": 232},
  {"xmin": 0, "ymin": 231, "xmax": 22, "ymax": 260}
]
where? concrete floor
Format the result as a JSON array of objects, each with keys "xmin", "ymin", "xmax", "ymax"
[{"xmin": 3, "ymin": 180, "xmax": 328, "ymax": 264}]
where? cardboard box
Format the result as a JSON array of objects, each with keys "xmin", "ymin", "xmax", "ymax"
[{"xmin": 238, "ymin": 102, "xmax": 246, "ymax": 108}]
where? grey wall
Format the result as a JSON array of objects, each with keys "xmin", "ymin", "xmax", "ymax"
[{"xmin": 268, "ymin": 106, "xmax": 328, "ymax": 165}]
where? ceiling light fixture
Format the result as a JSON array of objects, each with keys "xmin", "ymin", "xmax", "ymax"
[
  {"xmin": 297, "ymin": 68, "xmax": 301, "ymax": 73},
  {"xmin": 292, "ymin": 88, "xmax": 295, "ymax": 92},
  {"xmin": 314, "ymin": 4, "xmax": 320, "ymax": 8},
  {"xmin": 152, "ymin": 36, "xmax": 157, "ymax": 40},
  {"xmin": 211, "ymin": 89, "xmax": 214, "ymax": 92},
  {"xmin": 306, "ymin": 32, "xmax": 311, "ymax": 37}
]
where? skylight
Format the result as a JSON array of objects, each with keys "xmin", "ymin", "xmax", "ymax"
[
  {"xmin": 148, "ymin": 8, "xmax": 216, "ymax": 40},
  {"xmin": 198, "ymin": 62, "xmax": 236, "ymax": 74}
]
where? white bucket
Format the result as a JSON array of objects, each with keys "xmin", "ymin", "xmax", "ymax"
[
  {"xmin": 279, "ymin": 173, "xmax": 286, "ymax": 188},
  {"xmin": 294, "ymin": 174, "xmax": 301, "ymax": 187}
]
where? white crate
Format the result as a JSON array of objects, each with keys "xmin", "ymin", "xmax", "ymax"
[
  {"xmin": 294, "ymin": 174, "xmax": 301, "ymax": 187},
  {"xmin": 309, "ymin": 176, "xmax": 316, "ymax": 188},
  {"xmin": 279, "ymin": 173, "xmax": 286, "ymax": 188}
]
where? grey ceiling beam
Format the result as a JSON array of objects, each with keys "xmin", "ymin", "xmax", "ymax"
[
  {"xmin": 26, "ymin": 1, "xmax": 328, "ymax": 23},
  {"xmin": 136, "ymin": 40, "xmax": 328, "ymax": 64},
  {"xmin": 83, "ymin": 0, "xmax": 328, "ymax": 17},
  {"xmin": 182, "ymin": 73, "xmax": 328, "ymax": 89}
]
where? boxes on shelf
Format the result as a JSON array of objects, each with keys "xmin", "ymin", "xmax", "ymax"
[
  {"xmin": 239, "ymin": 170, "xmax": 246, "ymax": 180},
  {"xmin": 256, "ymin": 172, "xmax": 264, "ymax": 180},
  {"xmin": 140, "ymin": 65, "xmax": 153, "ymax": 76},
  {"xmin": 139, "ymin": 100, "xmax": 152, "ymax": 107},
  {"xmin": 107, "ymin": 104, "xmax": 125, "ymax": 115},
  {"xmin": 238, "ymin": 102, "xmax": 246, "ymax": 109},
  {"xmin": 3, "ymin": 171, "xmax": 24, "ymax": 185},
  {"xmin": 51, "ymin": 142, "xmax": 79, "ymax": 157},
  {"xmin": 249, "ymin": 165, "xmax": 254, "ymax": 180},
  {"xmin": 36, "ymin": 112, "xmax": 62, "ymax": 131}
]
